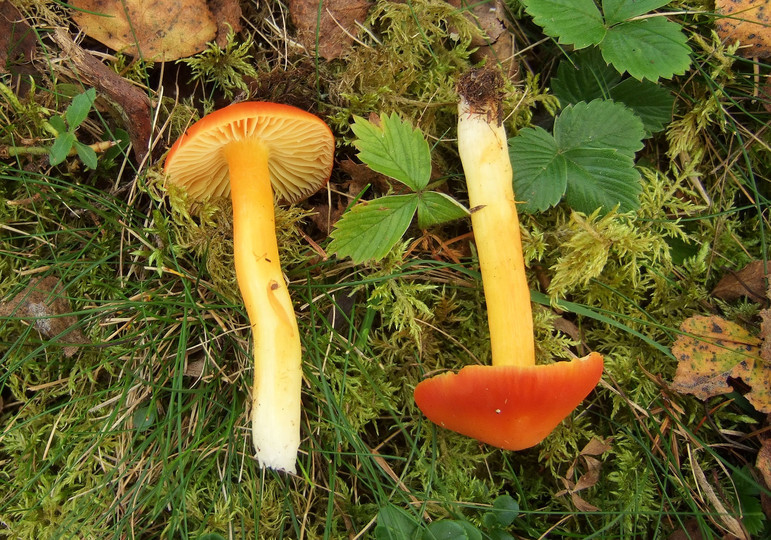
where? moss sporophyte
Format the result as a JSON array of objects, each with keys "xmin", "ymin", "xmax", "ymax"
[
  {"xmin": 164, "ymin": 102, "xmax": 334, "ymax": 473},
  {"xmin": 414, "ymin": 68, "xmax": 604, "ymax": 450}
]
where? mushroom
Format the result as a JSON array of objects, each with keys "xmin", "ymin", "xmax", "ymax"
[
  {"xmin": 164, "ymin": 101, "xmax": 334, "ymax": 472},
  {"xmin": 413, "ymin": 69, "xmax": 603, "ymax": 451}
]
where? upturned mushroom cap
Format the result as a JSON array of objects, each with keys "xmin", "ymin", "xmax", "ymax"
[
  {"xmin": 414, "ymin": 352, "xmax": 603, "ymax": 450},
  {"xmin": 164, "ymin": 102, "xmax": 335, "ymax": 202}
]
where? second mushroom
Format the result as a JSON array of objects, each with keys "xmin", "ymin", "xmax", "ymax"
[
  {"xmin": 164, "ymin": 102, "xmax": 334, "ymax": 473},
  {"xmin": 414, "ymin": 69, "xmax": 603, "ymax": 450}
]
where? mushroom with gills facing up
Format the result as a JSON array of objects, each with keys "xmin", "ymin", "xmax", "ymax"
[
  {"xmin": 413, "ymin": 69, "xmax": 603, "ymax": 451},
  {"xmin": 164, "ymin": 102, "xmax": 334, "ymax": 472}
]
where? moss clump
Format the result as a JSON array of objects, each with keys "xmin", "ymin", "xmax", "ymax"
[{"xmin": 329, "ymin": 0, "xmax": 478, "ymax": 135}]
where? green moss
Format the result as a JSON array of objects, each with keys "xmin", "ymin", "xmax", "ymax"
[
  {"xmin": 182, "ymin": 28, "xmax": 259, "ymax": 100},
  {"xmin": 329, "ymin": 0, "xmax": 478, "ymax": 135}
]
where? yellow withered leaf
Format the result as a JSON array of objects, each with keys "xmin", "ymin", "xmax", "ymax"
[
  {"xmin": 671, "ymin": 315, "xmax": 770, "ymax": 412},
  {"xmin": 715, "ymin": 0, "xmax": 771, "ymax": 58},
  {"xmin": 70, "ymin": 0, "xmax": 217, "ymax": 62}
]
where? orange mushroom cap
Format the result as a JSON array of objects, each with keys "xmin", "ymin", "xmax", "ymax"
[
  {"xmin": 414, "ymin": 352, "xmax": 604, "ymax": 450},
  {"xmin": 164, "ymin": 101, "xmax": 334, "ymax": 203}
]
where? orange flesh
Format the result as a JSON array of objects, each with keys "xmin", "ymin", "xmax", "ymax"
[
  {"xmin": 223, "ymin": 139, "xmax": 302, "ymax": 472},
  {"xmin": 414, "ymin": 352, "xmax": 604, "ymax": 450}
]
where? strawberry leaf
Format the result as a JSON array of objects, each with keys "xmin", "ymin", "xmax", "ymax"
[
  {"xmin": 601, "ymin": 18, "xmax": 691, "ymax": 81},
  {"xmin": 510, "ymin": 99, "xmax": 645, "ymax": 214},
  {"xmin": 509, "ymin": 127, "xmax": 567, "ymax": 213},
  {"xmin": 521, "ymin": 0, "xmax": 606, "ymax": 48},
  {"xmin": 416, "ymin": 191, "xmax": 469, "ymax": 229},
  {"xmin": 552, "ymin": 48, "xmax": 674, "ymax": 134},
  {"xmin": 601, "ymin": 0, "xmax": 672, "ymax": 25},
  {"xmin": 327, "ymin": 194, "xmax": 419, "ymax": 264},
  {"xmin": 351, "ymin": 113, "xmax": 432, "ymax": 191}
]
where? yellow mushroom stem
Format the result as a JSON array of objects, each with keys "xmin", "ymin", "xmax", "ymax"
[
  {"xmin": 223, "ymin": 139, "xmax": 302, "ymax": 473},
  {"xmin": 457, "ymin": 82, "xmax": 534, "ymax": 368}
]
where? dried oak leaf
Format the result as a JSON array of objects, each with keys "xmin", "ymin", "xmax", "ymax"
[
  {"xmin": 0, "ymin": 276, "xmax": 87, "ymax": 357},
  {"xmin": 715, "ymin": 0, "xmax": 771, "ymax": 58},
  {"xmin": 0, "ymin": 1, "xmax": 37, "ymax": 73},
  {"xmin": 671, "ymin": 315, "xmax": 770, "ymax": 412},
  {"xmin": 288, "ymin": 0, "xmax": 372, "ymax": 60},
  {"xmin": 70, "ymin": 0, "xmax": 217, "ymax": 61},
  {"xmin": 712, "ymin": 260, "xmax": 768, "ymax": 303}
]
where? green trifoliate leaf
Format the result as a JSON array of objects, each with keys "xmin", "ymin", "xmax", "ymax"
[
  {"xmin": 602, "ymin": 0, "xmax": 672, "ymax": 25},
  {"xmin": 552, "ymin": 48, "xmax": 622, "ymax": 103},
  {"xmin": 554, "ymin": 100, "xmax": 645, "ymax": 158},
  {"xmin": 601, "ymin": 17, "xmax": 691, "ymax": 81},
  {"xmin": 522, "ymin": 0, "xmax": 606, "ymax": 48},
  {"xmin": 49, "ymin": 132, "xmax": 75, "ymax": 166},
  {"xmin": 510, "ymin": 99, "xmax": 645, "ymax": 214},
  {"xmin": 327, "ymin": 194, "xmax": 418, "ymax": 264},
  {"xmin": 416, "ymin": 191, "xmax": 469, "ymax": 229},
  {"xmin": 553, "ymin": 49, "xmax": 674, "ymax": 134},
  {"xmin": 608, "ymin": 78, "xmax": 674, "ymax": 134},
  {"xmin": 351, "ymin": 113, "xmax": 432, "ymax": 191},
  {"xmin": 65, "ymin": 87, "xmax": 96, "ymax": 129},
  {"xmin": 510, "ymin": 127, "xmax": 567, "ymax": 213},
  {"xmin": 74, "ymin": 141, "xmax": 98, "ymax": 169},
  {"xmin": 561, "ymin": 148, "xmax": 642, "ymax": 214}
]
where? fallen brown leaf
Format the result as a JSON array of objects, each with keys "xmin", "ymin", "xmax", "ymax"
[
  {"xmin": 715, "ymin": 0, "xmax": 771, "ymax": 58},
  {"xmin": 671, "ymin": 315, "xmax": 771, "ymax": 413},
  {"xmin": 712, "ymin": 260, "xmax": 768, "ymax": 303},
  {"xmin": 570, "ymin": 492, "xmax": 600, "ymax": 512},
  {"xmin": 757, "ymin": 436, "xmax": 771, "ymax": 490},
  {"xmin": 0, "ymin": 276, "xmax": 87, "ymax": 357},
  {"xmin": 760, "ymin": 304, "xmax": 771, "ymax": 365},
  {"xmin": 555, "ymin": 437, "xmax": 610, "ymax": 512},
  {"xmin": 70, "ymin": 0, "xmax": 217, "ymax": 61},
  {"xmin": 580, "ymin": 437, "xmax": 613, "ymax": 457},
  {"xmin": 208, "ymin": 0, "xmax": 243, "ymax": 47},
  {"xmin": 288, "ymin": 0, "xmax": 372, "ymax": 60},
  {"xmin": 667, "ymin": 519, "xmax": 705, "ymax": 540},
  {"xmin": 0, "ymin": 2, "xmax": 36, "ymax": 74}
]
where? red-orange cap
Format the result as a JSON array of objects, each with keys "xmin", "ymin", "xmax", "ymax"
[
  {"xmin": 414, "ymin": 352, "xmax": 604, "ymax": 450},
  {"xmin": 164, "ymin": 102, "xmax": 334, "ymax": 203}
]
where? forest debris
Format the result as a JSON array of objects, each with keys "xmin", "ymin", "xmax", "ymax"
[
  {"xmin": 757, "ymin": 431, "xmax": 771, "ymax": 489},
  {"xmin": 70, "ymin": 0, "xmax": 217, "ymax": 62},
  {"xmin": 712, "ymin": 260, "xmax": 768, "ymax": 303},
  {"xmin": 671, "ymin": 315, "xmax": 770, "ymax": 412},
  {"xmin": 0, "ymin": 1, "xmax": 36, "ymax": 73},
  {"xmin": 715, "ymin": 0, "xmax": 771, "ymax": 58},
  {"xmin": 52, "ymin": 29, "xmax": 152, "ymax": 163},
  {"xmin": 288, "ymin": 0, "xmax": 372, "ymax": 60},
  {"xmin": 555, "ymin": 438, "xmax": 611, "ymax": 512},
  {"xmin": 0, "ymin": 276, "xmax": 87, "ymax": 357},
  {"xmin": 209, "ymin": 0, "xmax": 243, "ymax": 47},
  {"xmin": 761, "ymin": 306, "xmax": 771, "ymax": 366},
  {"xmin": 449, "ymin": 0, "xmax": 518, "ymax": 79}
]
